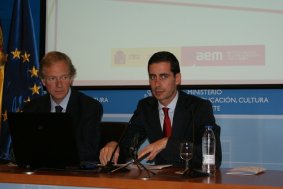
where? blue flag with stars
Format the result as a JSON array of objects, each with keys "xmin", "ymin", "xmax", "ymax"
[{"xmin": 0, "ymin": 0, "xmax": 43, "ymax": 161}]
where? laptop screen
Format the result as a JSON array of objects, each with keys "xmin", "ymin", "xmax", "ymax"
[{"xmin": 8, "ymin": 112, "xmax": 80, "ymax": 169}]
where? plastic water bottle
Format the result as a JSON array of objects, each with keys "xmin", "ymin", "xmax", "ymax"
[{"xmin": 202, "ymin": 125, "xmax": 216, "ymax": 174}]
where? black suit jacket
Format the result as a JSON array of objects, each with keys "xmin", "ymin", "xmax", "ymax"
[
  {"xmin": 23, "ymin": 89, "xmax": 103, "ymax": 162},
  {"xmin": 120, "ymin": 91, "xmax": 222, "ymax": 169}
]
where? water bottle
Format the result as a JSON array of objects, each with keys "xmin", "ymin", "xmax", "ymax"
[{"xmin": 202, "ymin": 125, "xmax": 216, "ymax": 174}]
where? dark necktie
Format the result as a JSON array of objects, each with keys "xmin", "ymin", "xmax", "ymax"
[
  {"xmin": 162, "ymin": 107, "xmax": 172, "ymax": 137},
  {"xmin": 55, "ymin": 105, "xmax": 63, "ymax": 113}
]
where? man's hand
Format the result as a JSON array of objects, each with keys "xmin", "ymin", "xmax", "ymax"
[
  {"xmin": 99, "ymin": 141, "xmax": 119, "ymax": 166},
  {"xmin": 137, "ymin": 137, "xmax": 168, "ymax": 161}
]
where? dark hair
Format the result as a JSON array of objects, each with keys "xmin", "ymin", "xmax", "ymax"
[
  {"xmin": 39, "ymin": 51, "xmax": 77, "ymax": 79},
  {"xmin": 147, "ymin": 51, "xmax": 180, "ymax": 76}
]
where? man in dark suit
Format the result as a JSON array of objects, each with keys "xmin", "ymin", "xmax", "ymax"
[
  {"xmin": 100, "ymin": 51, "xmax": 221, "ymax": 169},
  {"xmin": 24, "ymin": 51, "xmax": 103, "ymax": 163}
]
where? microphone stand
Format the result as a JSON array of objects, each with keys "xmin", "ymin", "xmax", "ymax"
[{"xmin": 111, "ymin": 146, "xmax": 156, "ymax": 178}]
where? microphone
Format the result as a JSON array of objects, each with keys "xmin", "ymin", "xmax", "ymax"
[{"xmin": 129, "ymin": 133, "xmax": 140, "ymax": 159}]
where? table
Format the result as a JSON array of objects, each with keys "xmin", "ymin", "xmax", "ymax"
[{"xmin": 0, "ymin": 164, "xmax": 283, "ymax": 189}]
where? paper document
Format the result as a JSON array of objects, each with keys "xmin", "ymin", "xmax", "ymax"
[{"xmin": 226, "ymin": 166, "xmax": 266, "ymax": 175}]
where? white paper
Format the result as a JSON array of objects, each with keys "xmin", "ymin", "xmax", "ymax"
[{"xmin": 226, "ymin": 166, "xmax": 266, "ymax": 175}]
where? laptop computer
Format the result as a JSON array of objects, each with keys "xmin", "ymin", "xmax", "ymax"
[{"xmin": 8, "ymin": 112, "xmax": 80, "ymax": 169}]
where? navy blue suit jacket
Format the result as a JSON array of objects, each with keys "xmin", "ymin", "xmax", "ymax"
[
  {"xmin": 23, "ymin": 89, "xmax": 103, "ymax": 162},
  {"xmin": 120, "ymin": 91, "xmax": 222, "ymax": 169}
]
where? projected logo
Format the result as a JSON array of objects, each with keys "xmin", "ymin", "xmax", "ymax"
[
  {"xmin": 114, "ymin": 50, "xmax": 126, "ymax": 64},
  {"xmin": 181, "ymin": 45, "xmax": 265, "ymax": 66},
  {"xmin": 111, "ymin": 45, "xmax": 264, "ymax": 67},
  {"xmin": 111, "ymin": 48, "xmax": 180, "ymax": 67}
]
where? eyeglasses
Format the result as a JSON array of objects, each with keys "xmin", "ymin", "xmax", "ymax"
[{"xmin": 45, "ymin": 75, "xmax": 71, "ymax": 82}]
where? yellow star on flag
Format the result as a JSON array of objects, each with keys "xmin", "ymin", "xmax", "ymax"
[
  {"xmin": 29, "ymin": 66, "xmax": 39, "ymax": 77},
  {"xmin": 21, "ymin": 51, "xmax": 30, "ymax": 62},
  {"xmin": 30, "ymin": 83, "xmax": 41, "ymax": 95},
  {"xmin": 11, "ymin": 48, "xmax": 21, "ymax": 59},
  {"xmin": 2, "ymin": 110, "xmax": 8, "ymax": 122}
]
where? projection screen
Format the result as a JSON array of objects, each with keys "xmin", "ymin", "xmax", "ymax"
[{"xmin": 46, "ymin": 0, "xmax": 283, "ymax": 86}]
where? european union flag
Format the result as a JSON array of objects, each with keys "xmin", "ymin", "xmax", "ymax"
[{"xmin": 0, "ymin": 0, "xmax": 43, "ymax": 161}]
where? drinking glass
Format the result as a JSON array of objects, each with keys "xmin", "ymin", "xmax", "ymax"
[{"xmin": 179, "ymin": 141, "xmax": 193, "ymax": 173}]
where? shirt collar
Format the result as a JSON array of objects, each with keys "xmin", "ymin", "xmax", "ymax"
[{"xmin": 158, "ymin": 91, "xmax": 179, "ymax": 112}]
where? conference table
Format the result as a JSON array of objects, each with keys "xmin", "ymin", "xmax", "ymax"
[{"xmin": 0, "ymin": 163, "xmax": 283, "ymax": 189}]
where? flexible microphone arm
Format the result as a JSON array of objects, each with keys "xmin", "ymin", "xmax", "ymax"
[
  {"xmin": 101, "ymin": 111, "xmax": 140, "ymax": 173},
  {"xmin": 101, "ymin": 122, "xmax": 130, "ymax": 173},
  {"xmin": 128, "ymin": 133, "xmax": 140, "ymax": 159}
]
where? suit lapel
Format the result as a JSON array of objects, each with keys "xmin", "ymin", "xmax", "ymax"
[
  {"xmin": 65, "ymin": 90, "xmax": 80, "ymax": 129},
  {"xmin": 147, "ymin": 98, "xmax": 164, "ymax": 142},
  {"xmin": 172, "ymin": 92, "xmax": 194, "ymax": 139},
  {"xmin": 66, "ymin": 90, "xmax": 80, "ymax": 115},
  {"xmin": 152, "ymin": 107, "xmax": 163, "ymax": 139}
]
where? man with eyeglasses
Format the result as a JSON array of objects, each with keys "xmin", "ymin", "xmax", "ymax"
[
  {"xmin": 100, "ymin": 51, "xmax": 222, "ymax": 170},
  {"xmin": 24, "ymin": 51, "xmax": 103, "ymax": 163}
]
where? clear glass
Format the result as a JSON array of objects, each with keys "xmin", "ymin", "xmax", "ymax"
[{"xmin": 179, "ymin": 141, "xmax": 193, "ymax": 173}]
